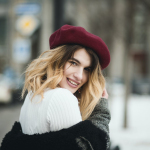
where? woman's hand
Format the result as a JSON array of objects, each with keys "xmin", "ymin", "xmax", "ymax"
[{"xmin": 102, "ymin": 88, "xmax": 108, "ymax": 99}]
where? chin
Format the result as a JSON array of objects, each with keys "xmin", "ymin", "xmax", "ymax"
[
  {"xmin": 59, "ymin": 84, "xmax": 77, "ymax": 94},
  {"xmin": 69, "ymin": 89, "xmax": 76, "ymax": 94},
  {"xmin": 66, "ymin": 87, "xmax": 77, "ymax": 94}
]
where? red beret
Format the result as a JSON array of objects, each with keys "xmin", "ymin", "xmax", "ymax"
[{"xmin": 49, "ymin": 24, "xmax": 110, "ymax": 70}]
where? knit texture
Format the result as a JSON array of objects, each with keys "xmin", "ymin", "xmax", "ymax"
[
  {"xmin": 87, "ymin": 98, "xmax": 111, "ymax": 149},
  {"xmin": 19, "ymin": 88, "xmax": 82, "ymax": 134}
]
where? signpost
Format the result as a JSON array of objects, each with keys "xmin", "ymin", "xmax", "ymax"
[
  {"xmin": 16, "ymin": 15, "xmax": 40, "ymax": 37},
  {"xmin": 15, "ymin": 3, "xmax": 40, "ymax": 15},
  {"xmin": 13, "ymin": 38, "xmax": 31, "ymax": 64}
]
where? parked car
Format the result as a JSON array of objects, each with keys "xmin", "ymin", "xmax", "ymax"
[
  {"xmin": 132, "ymin": 78, "xmax": 150, "ymax": 95},
  {"xmin": 0, "ymin": 72, "xmax": 24, "ymax": 104},
  {"xmin": 0, "ymin": 74, "xmax": 13, "ymax": 103}
]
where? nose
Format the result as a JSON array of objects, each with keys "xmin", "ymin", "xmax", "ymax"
[{"xmin": 73, "ymin": 68, "xmax": 83, "ymax": 81}]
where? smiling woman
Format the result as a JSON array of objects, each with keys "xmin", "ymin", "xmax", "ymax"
[
  {"xmin": 21, "ymin": 44, "xmax": 104, "ymax": 121},
  {"xmin": 1, "ymin": 25, "xmax": 111, "ymax": 150},
  {"xmin": 59, "ymin": 48, "xmax": 91, "ymax": 94}
]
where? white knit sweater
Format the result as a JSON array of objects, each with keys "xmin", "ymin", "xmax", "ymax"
[{"xmin": 19, "ymin": 88, "xmax": 82, "ymax": 135}]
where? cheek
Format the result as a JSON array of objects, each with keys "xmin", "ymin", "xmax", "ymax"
[
  {"xmin": 64, "ymin": 62, "xmax": 70, "ymax": 70},
  {"xmin": 63, "ymin": 63, "xmax": 71, "ymax": 76},
  {"xmin": 82, "ymin": 73, "xmax": 89, "ymax": 84}
]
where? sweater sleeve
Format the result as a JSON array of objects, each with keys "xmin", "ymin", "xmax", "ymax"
[
  {"xmin": 46, "ymin": 88, "xmax": 82, "ymax": 131},
  {"xmin": 88, "ymin": 98, "xmax": 111, "ymax": 133}
]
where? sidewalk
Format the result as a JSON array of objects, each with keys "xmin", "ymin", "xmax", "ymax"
[{"xmin": 0, "ymin": 104, "xmax": 21, "ymax": 145}]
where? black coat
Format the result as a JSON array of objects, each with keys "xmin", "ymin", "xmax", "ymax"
[{"xmin": 1, "ymin": 98, "xmax": 111, "ymax": 150}]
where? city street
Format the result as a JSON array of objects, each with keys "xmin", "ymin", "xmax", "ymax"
[
  {"xmin": 0, "ymin": 0, "xmax": 150, "ymax": 150},
  {"xmin": 0, "ymin": 103, "xmax": 22, "ymax": 145}
]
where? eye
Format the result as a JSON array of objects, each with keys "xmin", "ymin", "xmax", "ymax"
[
  {"xmin": 69, "ymin": 61, "xmax": 77, "ymax": 66},
  {"xmin": 84, "ymin": 67, "xmax": 91, "ymax": 72}
]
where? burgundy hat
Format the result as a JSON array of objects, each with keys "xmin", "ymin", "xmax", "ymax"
[{"xmin": 49, "ymin": 24, "xmax": 110, "ymax": 69}]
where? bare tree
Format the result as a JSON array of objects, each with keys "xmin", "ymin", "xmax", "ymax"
[{"xmin": 123, "ymin": 0, "xmax": 135, "ymax": 128}]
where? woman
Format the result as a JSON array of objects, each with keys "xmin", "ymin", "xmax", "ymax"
[{"xmin": 1, "ymin": 25, "xmax": 111, "ymax": 150}]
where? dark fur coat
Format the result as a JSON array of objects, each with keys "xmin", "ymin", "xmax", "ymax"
[{"xmin": 1, "ymin": 98, "xmax": 111, "ymax": 150}]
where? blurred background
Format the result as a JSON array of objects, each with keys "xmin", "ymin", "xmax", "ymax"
[{"xmin": 0, "ymin": 0, "xmax": 150, "ymax": 149}]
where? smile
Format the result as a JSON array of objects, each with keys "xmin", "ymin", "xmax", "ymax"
[
  {"xmin": 66, "ymin": 78, "xmax": 80, "ymax": 88},
  {"xmin": 68, "ymin": 78, "xmax": 78, "ymax": 85}
]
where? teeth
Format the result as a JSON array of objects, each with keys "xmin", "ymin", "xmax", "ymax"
[{"xmin": 68, "ymin": 79, "xmax": 78, "ymax": 85}]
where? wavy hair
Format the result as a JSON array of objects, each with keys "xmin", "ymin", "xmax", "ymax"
[{"xmin": 22, "ymin": 45, "xmax": 105, "ymax": 120}]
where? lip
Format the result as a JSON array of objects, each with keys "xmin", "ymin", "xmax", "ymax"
[
  {"xmin": 66, "ymin": 78, "xmax": 80, "ymax": 88},
  {"xmin": 68, "ymin": 78, "xmax": 80, "ymax": 84}
]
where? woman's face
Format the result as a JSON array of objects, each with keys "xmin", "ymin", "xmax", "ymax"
[{"xmin": 59, "ymin": 48, "xmax": 92, "ymax": 93}]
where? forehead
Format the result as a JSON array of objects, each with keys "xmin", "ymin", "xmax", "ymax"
[{"xmin": 73, "ymin": 48, "xmax": 92, "ymax": 67}]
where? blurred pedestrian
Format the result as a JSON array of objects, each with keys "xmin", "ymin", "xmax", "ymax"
[{"xmin": 1, "ymin": 25, "xmax": 111, "ymax": 150}]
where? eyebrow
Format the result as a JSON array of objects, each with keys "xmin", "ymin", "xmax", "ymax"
[
  {"xmin": 69, "ymin": 58, "xmax": 91, "ymax": 68},
  {"xmin": 69, "ymin": 58, "xmax": 81, "ymax": 64}
]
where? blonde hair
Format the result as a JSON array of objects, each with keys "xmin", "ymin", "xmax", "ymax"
[{"xmin": 22, "ymin": 45, "xmax": 105, "ymax": 120}]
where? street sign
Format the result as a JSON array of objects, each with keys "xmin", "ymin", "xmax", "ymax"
[
  {"xmin": 15, "ymin": 3, "xmax": 41, "ymax": 15},
  {"xmin": 16, "ymin": 15, "xmax": 40, "ymax": 37},
  {"xmin": 13, "ymin": 38, "xmax": 31, "ymax": 64}
]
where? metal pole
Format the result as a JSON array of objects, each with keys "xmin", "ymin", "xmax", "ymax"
[{"xmin": 53, "ymin": 0, "xmax": 65, "ymax": 31}]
